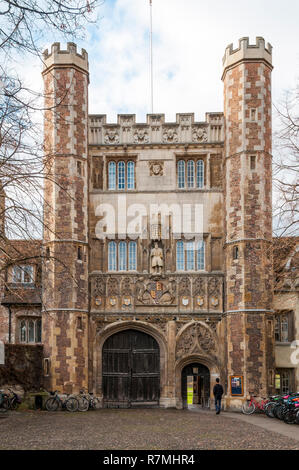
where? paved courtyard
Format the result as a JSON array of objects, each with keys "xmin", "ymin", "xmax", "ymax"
[{"xmin": 0, "ymin": 408, "xmax": 298, "ymax": 450}]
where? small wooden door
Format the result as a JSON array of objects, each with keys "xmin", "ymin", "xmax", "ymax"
[{"xmin": 102, "ymin": 330, "xmax": 160, "ymax": 408}]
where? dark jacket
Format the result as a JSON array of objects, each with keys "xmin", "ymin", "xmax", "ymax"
[{"xmin": 213, "ymin": 383, "xmax": 224, "ymax": 399}]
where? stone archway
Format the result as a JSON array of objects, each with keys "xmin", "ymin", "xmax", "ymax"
[
  {"xmin": 93, "ymin": 321, "xmax": 168, "ymax": 407},
  {"xmin": 175, "ymin": 355, "xmax": 220, "ymax": 409},
  {"xmin": 181, "ymin": 362, "xmax": 210, "ymax": 408}
]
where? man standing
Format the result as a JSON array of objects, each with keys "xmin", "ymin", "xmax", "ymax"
[{"xmin": 213, "ymin": 378, "xmax": 224, "ymax": 415}]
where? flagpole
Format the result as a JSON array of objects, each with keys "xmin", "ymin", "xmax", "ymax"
[{"xmin": 149, "ymin": 0, "xmax": 154, "ymax": 113}]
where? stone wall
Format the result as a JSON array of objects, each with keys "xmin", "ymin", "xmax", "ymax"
[{"xmin": 0, "ymin": 344, "xmax": 43, "ymax": 391}]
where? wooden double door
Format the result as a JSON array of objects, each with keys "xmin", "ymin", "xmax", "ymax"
[{"xmin": 102, "ymin": 330, "xmax": 160, "ymax": 408}]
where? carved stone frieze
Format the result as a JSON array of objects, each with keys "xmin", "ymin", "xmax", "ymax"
[
  {"xmin": 135, "ymin": 277, "xmax": 176, "ymax": 305},
  {"xmin": 208, "ymin": 277, "xmax": 221, "ymax": 295},
  {"xmin": 107, "ymin": 277, "xmax": 119, "ymax": 296},
  {"xmin": 149, "ymin": 161, "xmax": 164, "ymax": 176},
  {"xmin": 193, "ymin": 277, "xmax": 206, "ymax": 296},
  {"xmin": 162, "ymin": 128, "xmax": 178, "ymax": 143},
  {"xmin": 93, "ymin": 276, "xmax": 106, "ymax": 296},
  {"xmin": 192, "ymin": 127, "xmax": 208, "ymax": 143},
  {"xmin": 179, "ymin": 277, "xmax": 191, "ymax": 296},
  {"xmin": 133, "ymin": 128, "xmax": 149, "ymax": 144},
  {"xmin": 176, "ymin": 322, "xmax": 218, "ymax": 360},
  {"xmin": 104, "ymin": 129, "xmax": 119, "ymax": 144},
  {"xmin": 121, "ymin": 276, "xmax": 133, "ymax": 295}
]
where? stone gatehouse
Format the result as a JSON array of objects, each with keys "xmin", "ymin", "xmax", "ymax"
[{"xmin": 0, "ymin": 37, "xmax": 298, "ymax": 410}]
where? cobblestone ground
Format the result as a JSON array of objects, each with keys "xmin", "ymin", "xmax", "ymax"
[{"xmin": 0, "ymin": 409, "xmax": 298, "ymax": 450}]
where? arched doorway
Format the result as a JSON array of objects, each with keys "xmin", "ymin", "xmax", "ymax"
[
  {"xmin": 181, "ymin": 363, "xmax": 210, "ymax": 408},
  {"xmin": 102, "ymin": 329, "xmax": 160, "ymax": 408}
]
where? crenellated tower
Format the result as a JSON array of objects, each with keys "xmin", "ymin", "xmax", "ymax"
[
  {"xmin": 42, "ymin": 43, "xmax": 89, "ymax": 393},
  {"xmin": 222, "ymin": 37, "xmax": 275, "ymax": 406}
]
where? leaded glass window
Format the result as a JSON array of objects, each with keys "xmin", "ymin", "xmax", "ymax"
[
  {"xmin": 197, "ymin": 160, "xmax": 204, "ymax": 188},
  {"xmin": 108, "ymin": 161, "xmax": 116, "ymax": 190},
  {"xmin": 118, "ymin": 241, "xmax": 127, "ymax": 271},
  {"xmin": 187, "ymin": 160, "xmax": 195, "ymax": 188},
  {"xmin": 197, "ymin": 240, "xmax": 205, "ymax": 270},
  {"xmin": 186, "ymin": 241, "xmax": 195, "ymax": 270},
  {"xmin": 178, "ymin": 160, "xmax": 185, "ymax": 189},
  {"xmin": 108, "ymin": 241, "xmax": 117, "ymax": 271},
  {"xmin": 118, "ymin": 161, "xmax": 125, "ymax": 190},
  {"xmin": 176, "ymin": 241, "xmax": 185, "ymax": 270},
  {"xmin": 128, "ymin": 241, "xmax": 137, "ymax": 270},
  {"xmin": 127, "ymin": 161, "xmax": 135, "ymax": 189}
]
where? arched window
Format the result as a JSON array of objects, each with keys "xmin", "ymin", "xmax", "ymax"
[
  {"xmin": 128, "ymin": 241, "xmax": 137, "ymax": 270},
  {"xmin": 108, "ymin": 241, "xmax": 117, "ymax": 271},
  {"xmin": 19, "ymin": 318, "xmax": 42, "ymax": 343},
  {"xmin": 178, "ymin": 160, "xmax": 185, "ymax": 189},
  {"xmin": 118, "ymin": 241, "xmax": 127, "ymax": 271},
  {"xmin": 108, "ymin": 161, "xmax": 116, "ymax": 190},
  {"xmin": 127, "ymin": 161, "xmax": 135, "ymax": 190},
  {"xmin": 187, "ymin": 160, "xmax": 195, "ymax": 188},
  {"xmin": 197, "ymin": 160, "xmax": 204, "ymax": 188},
  {"xmin": 186, "ymin": 241, "xmax": 195, "ymax": 270},
  {"xmin": 197, "ymin": 240, "xmax": 205, "ymax": 270},
  {"xmin": 176, "ymin": 241, "xmax": 185, "ymax": 271},
  {"xmin": 118, "ymin": 161, "xmax": 125, "ymax": 190}
]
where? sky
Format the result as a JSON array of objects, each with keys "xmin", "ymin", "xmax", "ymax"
[{"xmin": 18, "ymin": 0, "xmax": 299, "ymax": 124}]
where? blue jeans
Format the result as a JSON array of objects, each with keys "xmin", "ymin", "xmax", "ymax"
[{"xmin": 215, "ymin": 397, "xmax": 222, "ymax": 412}]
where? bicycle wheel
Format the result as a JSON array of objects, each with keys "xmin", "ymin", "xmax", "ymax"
[
  {"xmin": 273, "ymin": 404, "xmax": 284, "ymax": 420},
  {"xmin": 9, "ymin": 397, "xmax": 19, "ymax": 410},
  {"xmin": 77, "ymin": 396, "xmax": 89, "ymax": 412},
  {"xmin": 242, "ymin": 400, "xmax": 256, "ymax": 415},
  {"xmin": 295, "ymin": 410, "xmax": 299, "ymax": 425},
  {"xmin": 45, "ymin": 397, "xmax": 59, "ymax": 411},
  {"xmin": 65, "ymin": 397, "xmax": 79, "ymax": 412},
  {"xmin": 283, "ymin": 410, "xmax": 296, "ymax": 425},
  {"xmin": 91, "ymin": 398, "xmax": 101, "ymax": 410},
  {"xmin": 0, "ymin": 397, "xmax": 9, "ymax": 413},
  {"xmin": 265, "ymin": 401, "xmax": 276, "ymax": 418}
]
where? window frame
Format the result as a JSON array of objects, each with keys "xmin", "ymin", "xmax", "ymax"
[
  {"xmin": 176, "ymin": 157, "xmax": 205, "ymax": 189},
  {"xmin": 176, "ymin": 239, "xmax": 206, "ymax": 272},
  {"xmin": 108, "ymin": 240, "xmax": 138, "ymax": 272},
  {"xmin": 19, "ymin": 317, "xmax": 42, "ymax": 344},
  {"xmin": 107, "ymin": 159, "xmax": 136, "ymax": 191}
]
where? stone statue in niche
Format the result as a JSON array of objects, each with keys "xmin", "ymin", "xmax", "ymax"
[{"xmin": 150, "ymin": 242, "xmax": 163, "ymax": 275}]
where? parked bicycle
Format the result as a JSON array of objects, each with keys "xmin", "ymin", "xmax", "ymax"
[
  {"xmin": 74, "ymin": 390, "xmax": 101, "ymax": 411},
  {"xmin": 242, "ymin": 395, "xmax": 269, "ymax": 415},
  {"xmin": 6, "ymin": 388, "xmax": 22, "ymax": 410},
  {"xmin": 45, "ymin": 390, "xmax": 79, "ymax": 412}
]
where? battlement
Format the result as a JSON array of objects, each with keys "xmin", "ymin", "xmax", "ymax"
[
  {"xmin": 222, "ymin": 37, "xmax": 272, "ymax": 78},
  {"xmin": 88, "ymin": 112, "xmax": 224, "ymax": 145},
  {"xmin": 43, "ymin": 42, "xmax": 89, "ymax": 73}
]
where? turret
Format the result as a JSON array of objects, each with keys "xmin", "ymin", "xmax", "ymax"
[
  {"xmin": 42, "ymin": 43, "xmax": 89, "ymax": 393},
  {"xmin": 222, "ymin": 37, "xmax": 275, "ymax": 407}
]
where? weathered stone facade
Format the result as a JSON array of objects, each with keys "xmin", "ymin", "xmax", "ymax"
[{"xmin": 0, "ymin": 38, "xmax": 297, "ymax": 408}]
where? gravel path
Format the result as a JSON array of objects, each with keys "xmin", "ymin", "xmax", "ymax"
[{"xmin": 0, "ymin": 409, "xmax": 298, "ymax": 450}]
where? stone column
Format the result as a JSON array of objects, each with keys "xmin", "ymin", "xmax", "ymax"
[
  {"xmin": 222, "ymin": 37, "xmax": 275, "ymax": 408},
  {"xmin": 42, "ymin": 43, "xmax": 89, "ymax": 393}
]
